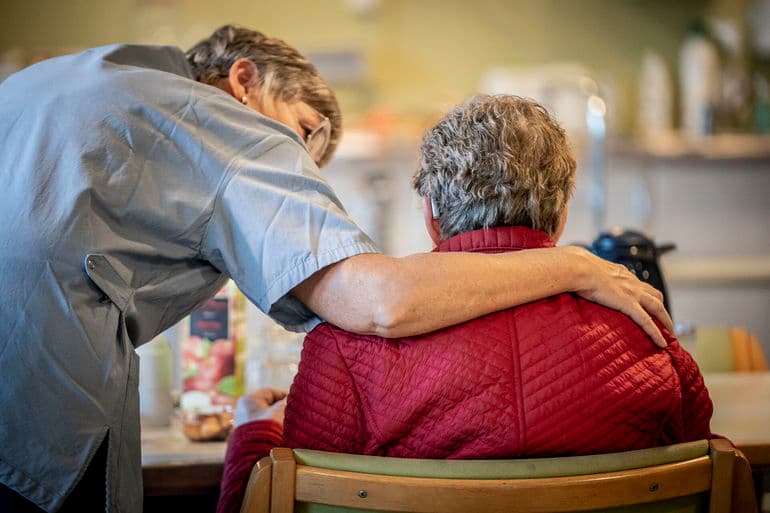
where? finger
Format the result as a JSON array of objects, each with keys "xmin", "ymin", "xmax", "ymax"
[
  {"xmin": 624, "ymin": 304, "xmax": 668, "ymax": 348},
  {"xmin": 261, "ymin": 388, "xmax": 288, "ymax": 405},
  {"xmin": 636, "ymin": 280, "xmax": 664, "ymax": 302},
  {"xmin": 249, "ymin": 388, "xmax": 280, "ymax": 408},
  {"xmin": 265, "ymin": 399, "xmax": 285, "ymax": 412},
  {"xmin": 640, "ymin": 292, "xmax": 674, "ymax": 333},
  {"xmin": 615, "ymin": 264, "xmax": 661, "ymax": 296}
]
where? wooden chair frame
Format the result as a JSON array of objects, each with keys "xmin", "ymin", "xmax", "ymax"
[
  {"xmin": 240, "ymin": 455, "xmax": 274, "ymax": 513},
  {"xmin": 240, "ymin": 439, "xmax": 737, "ymax": 513}
]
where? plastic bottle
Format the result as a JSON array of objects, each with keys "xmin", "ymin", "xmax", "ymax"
[
  {"xmin": 262, "ymin": 323, "xmax": 303, "ymax": 391},
  {"xmin": 753, "ymin": 73, "xmax": 770, "ymax": 133},
  {"xmin": 679, "ymin": 20, "xmax": 721, "ymax": 139},
  {"xmin": 137, "ymin": 333, "xmax": 174, "ymax": 428},
  {"xmin": 638, "ymin": 50, "xmax": 674, "ymax": 138}
]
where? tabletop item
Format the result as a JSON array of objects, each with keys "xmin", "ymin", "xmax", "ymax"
[
  {"xmin": 137, "ymin": 334, "xmax": 174, "ymax": 428},
  {"xmin": 180, "ymin": 408, "xmax": 234, "ymax": 442},
  {"xmin": 180, "ymin": 281, "xmax": 245, "ymax": 441},
  {"xmin": 590, "ymin": 228, "xmax": 675, "ymax": 314}
]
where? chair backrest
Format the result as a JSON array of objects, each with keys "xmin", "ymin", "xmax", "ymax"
[
  {"xmin": 692, "ymin": 326, "xmax": 768, "ymax": 372},
  {"xmin": 253, "ymin": 439, "xmax": 737, "ymax": 513},
  {"xmin": 240, "ymin": 455, "xmax": 273, "ymax": 513},
  {"xmin": 730, "ymin": 328, "xmax": 768, "ymax": 372}
]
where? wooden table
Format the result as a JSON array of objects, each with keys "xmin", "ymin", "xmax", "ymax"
[
  {"xmin": 703, "ymin": 372, "xmax": 770, "ymax": 467},
  {"xmin": 141, "ymin": 418, "xmax": 226, "ymax": 512},
  {"xmin": 140, "ymin": 373, "xmax": 770, "ymax": 506}
]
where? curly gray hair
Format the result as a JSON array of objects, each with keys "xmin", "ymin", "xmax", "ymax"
[
  {"xmin": 413, "ymin": 95, "xmax": 576, "ymax": 239},
  {"xmin": 186, "ymin": 25, "xmax": 341, "ymax": 167}
]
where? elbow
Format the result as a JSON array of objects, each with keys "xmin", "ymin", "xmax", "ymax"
[
  {"xmin": 364, "ymin": 274, "xmax": 414, "ymax": 338},
  {"xmin": 321, "ymin": 254, "xmax": 418, "ymax": 338},
  {"xmin": 369, "ymin": 300, "xmax": 411, "ymax": 338}
]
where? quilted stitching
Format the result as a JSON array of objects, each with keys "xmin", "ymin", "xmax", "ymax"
[{"xmin": 283, "ymin": 226, "xmax": 712, "ymax": 459}]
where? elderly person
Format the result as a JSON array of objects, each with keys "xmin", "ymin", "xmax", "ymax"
[
  {"xmin": 218, "ymin": 95, "xmax": 713, "ymax": 512},
  {"xmin": 0, "ymin": 24, "xmax": 670, "ymax": 513}
]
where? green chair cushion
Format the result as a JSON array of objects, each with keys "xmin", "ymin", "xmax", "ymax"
[
  {"xmin": 298, "ymin": 496, "xmax": 706, "ymax": 513},
  {"xmin": 293, "ymin": 439, "xmax": 710, "ymax": 479}
]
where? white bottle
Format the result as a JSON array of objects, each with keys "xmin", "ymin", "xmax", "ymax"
[
  {"xmin": 679, "ymin": 21, "xmax": 721, "ymax": 139},
  {"xmin": 639, "ymin": 50, "xmax": 673, "ymax": 138},
  {"xmin": 137, "ymin": 333, "xmax": 174, "ymax": 428}
]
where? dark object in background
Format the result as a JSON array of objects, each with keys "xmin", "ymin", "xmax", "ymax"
[{"xmin": 589, "ymin": 229, "xmax": 676, "ymax": 316}]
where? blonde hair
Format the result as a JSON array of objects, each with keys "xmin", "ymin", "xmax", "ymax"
[
  {"xmin": 186, "ymin": 25, "xmax": 341, "ymax": 167},
  {"xmin": 413, "ymin": 95, "xmax": 576, "ymax": 238}
]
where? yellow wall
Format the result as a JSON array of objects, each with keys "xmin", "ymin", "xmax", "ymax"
[{"xmin": 1, "ymin": 0, "xmax": 734, "ymax": 132}]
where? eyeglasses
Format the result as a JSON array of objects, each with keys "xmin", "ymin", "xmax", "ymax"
[{"xmin": 305, "ymin": 115, "xmax": 331, "ymax": 165}]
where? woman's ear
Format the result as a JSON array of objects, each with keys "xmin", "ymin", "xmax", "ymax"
[
  {"xmin": 225, "ymin": 58, "xmax": 260, "ymax": 106},
  {"xmin": 421, "ymin": 196, "xmax": 442, "ymax": 246}
]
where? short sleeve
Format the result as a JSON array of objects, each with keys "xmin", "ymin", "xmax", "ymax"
[{"xmin": 200, "ymin": 138, "xmax": 379, "ymax": 332}]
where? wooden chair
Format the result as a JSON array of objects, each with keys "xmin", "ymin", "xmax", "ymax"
[
  {"xmin": 240, "ymin": 455, "xmax": 273, "ymax": 513},
  {"xmin": 692, "ymin": 326, "xmax": 768, "ymax": 372},
  {"xmin": 241, "ymin": 439, "xmax": 742, "ymax": 513},
  {"xmin": 730, "ymin": 328, "xmax": 768, "ymax": 372}
]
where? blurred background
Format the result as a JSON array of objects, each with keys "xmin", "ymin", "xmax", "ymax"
[{"xmin": 2, "ymin": 0, "xmax": 769, "ymax": 388}]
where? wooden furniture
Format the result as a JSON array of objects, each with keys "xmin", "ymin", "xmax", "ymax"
[
  {"xmin": 141, "ymin": 419, "xmax": 226, "ymax": 513},
  {"xmin": 244, "ymin": 440, "xmax": 740, "ymax": 513},
  {"xmin": 692, "ymin": 328, "xmax": 768, "ymax": 373},
  {"xmin": 240, "ymin": 456, "xmax": 275, "ymax": 513},
  {"xmin": 141, "ymin": 373, "xmax": 770, "ymax": 510},
  {"xmin": 704, "ymin": 372, "xmax": 770, "ymax": 467},
  {"xmin": 141, "ymin": 419, "xmax": 227, "ymax": 497}
]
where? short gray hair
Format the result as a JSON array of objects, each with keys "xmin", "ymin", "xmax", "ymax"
[
  {"xmin": 413, "ymin": 95, "xmax": 576, "ymax": 239},
  {"xmin": 186, "ymin": 25, "xmax": 341, "ymax": 167}
]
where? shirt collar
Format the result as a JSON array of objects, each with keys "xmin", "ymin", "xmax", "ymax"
[{"xmin": 433, "ymin": 226, "xmax": 556, "ymax": 254}]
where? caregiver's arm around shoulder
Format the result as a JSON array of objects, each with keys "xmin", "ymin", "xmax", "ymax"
[{"xmin": 291, "ymin": 246, "xmax": 673, "ymax": 348}]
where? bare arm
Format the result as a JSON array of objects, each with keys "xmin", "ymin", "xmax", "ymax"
[{"xmin": 292, "ymin": 245, "xmax": 673, "ymax": 348}]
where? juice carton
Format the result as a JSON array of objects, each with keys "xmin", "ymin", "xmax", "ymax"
[{"xmin": 179, "ymin": 281, "xmax": 245, "ymax": 440}]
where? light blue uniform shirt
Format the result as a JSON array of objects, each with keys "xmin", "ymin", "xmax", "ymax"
[{"xmin": 0, "ymin": 44, "xmax": 377, "ymax": 512}]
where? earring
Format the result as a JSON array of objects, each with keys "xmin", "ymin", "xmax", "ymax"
[{"xmin": 241, "ymin": 95, "xmax": 248, "ymax": 105}]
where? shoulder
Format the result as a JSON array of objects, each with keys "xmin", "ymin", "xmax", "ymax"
[{"xmin": 510, "ymin": 293, "xmax": 658, "ymax": 348}]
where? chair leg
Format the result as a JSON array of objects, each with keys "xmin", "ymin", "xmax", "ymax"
[{"xmin": 270, "ymin": 448, "xmax": 297, "ymax": 513}]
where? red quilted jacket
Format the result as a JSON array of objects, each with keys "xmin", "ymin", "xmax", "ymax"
[{"xmin": 283, "ymin": 226, "xmax": 713, "ymax": 458}]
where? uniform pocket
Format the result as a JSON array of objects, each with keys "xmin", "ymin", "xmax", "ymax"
[{"xmin": 83, "ymin": 254, "xmax": 131, "ymax": 312}]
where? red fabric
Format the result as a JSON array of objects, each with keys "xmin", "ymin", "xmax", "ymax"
[
  {"xmin": 283, "ymin": 226, "xmax": 713, "ymax": 458},
  {"xmin": 216, "ymin": 420, "xmax": 283, "ymax": 513}
]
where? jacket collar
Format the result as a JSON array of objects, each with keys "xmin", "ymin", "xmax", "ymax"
[{"xmin": 434, "ymin": 226, "xmax": 555, "ymax": 254}]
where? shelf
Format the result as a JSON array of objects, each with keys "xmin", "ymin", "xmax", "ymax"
[
  {"xmin": 661, "ymin": 255, "xmax": 770, "ymax": 285},
  {"xmin": 611, "ymin": 133, "xmax": 770, "ymax": 162}
]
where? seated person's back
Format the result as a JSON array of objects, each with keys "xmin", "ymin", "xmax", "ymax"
[{"xmin": 283, "ymin": 95, "xmax": 712, "ymax": 457}]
